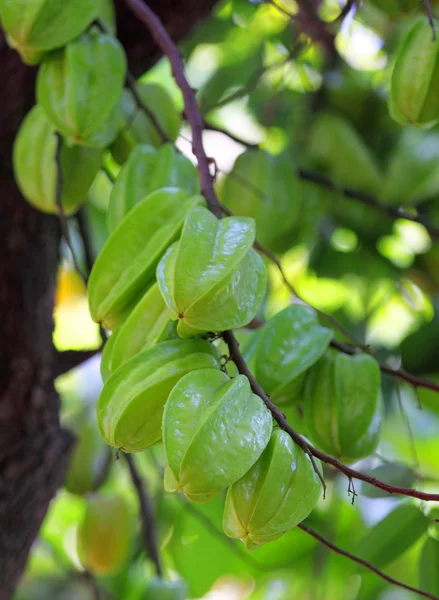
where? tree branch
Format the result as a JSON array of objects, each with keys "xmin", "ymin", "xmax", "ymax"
[
  {"xmin": 298, "ymin": 523, "xmax": 439, "ymax": 600},
  {"xmin": 53, "ymin": 349, "xmax": 102, "ymax": 378},
  {"xmin": 125, "ymin": 0, "xmax": 439, "ymax": 503},
  {"xmin": 124, "ymin": 454, "xmax": 162, "ymax": 578}
]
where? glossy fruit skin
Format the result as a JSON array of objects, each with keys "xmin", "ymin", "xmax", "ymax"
[
  {"xmin": 77, "ymin": 494, "xmax": 131, "ymax": 575},
  {"xmin": 13, "ymin": 106, "xmax": 102, "ymax": 215},
  {"xmin": 303, "ymin": 350, "xmax": 382, "ymax": 462},
  {"xmin": 163, "ymin": 368, "xmax": 272, "ymax": 504},
  {"xmin": 107, "ymin": 282, "xmax": 178, "ymax": 374},
  {"xmin": 107, "ymin": 144, "xmax": 199, "ymax": 233},
  {"xmin": 110, "ymin": 83, "xmax": 181, "ymax": 164},
  {"xmin": 157, "ymin": 206, "xmax": 267, "ymax": 338},
  {"xmin": 97, "ymin": 340, "xmax": 221, "ymax": 453},
  {"xmin": 254, "ymin": 305, "xmax": 333, "ymax": 404},
  {"xmin": 223, "ymin": 429, "xmax": 322, "ymax": 550},
  {"xmin": 64, "ymin": 420, "xmax": 109, "ymax": 495},
  {"xmin": 219, "ymin": 150, "xmax": 300, "ymax": 253},
  {"xmin": 389, "ymin": 19, "xmax": 439, "ymax": 129},
  {"xmin": 37, "ymin": 28, "xmax": 126, "ymax": 146},
  {"xmin": 0, "ymin": 0, "xmax": 97, "ymax": 64},
  {"xmin": 144, "ymin": 577, "xmax": 187, "ymax": 600},
  {"xmin": 88, "ymin": 189, "xmax": 205, "ymax": 330},
  {"xmin": 307, "ymin": 112, "xmax": 382, "ymax": 195}
]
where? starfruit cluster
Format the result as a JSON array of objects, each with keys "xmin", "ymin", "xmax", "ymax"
[{"xmin": 5, "ymin": 0, "xmax": 181, "ymax": 215}]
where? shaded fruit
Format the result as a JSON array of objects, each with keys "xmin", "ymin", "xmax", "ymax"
[
  {"xmin": 163, "ymin": 368, "xmax": 272, "ymax": 503},
  {"xmin": 77, "ymin": 494, "xmax": 131, "ymax": 575},
  {"xmin": 254, "ymin": 305, "xmax": 333, "ymax": 404},
  {"xmin": 13, "ymin": 106, "xmax": 102, "ymax": 215},
  {"xmin": 223, "ymin": 429, "xmax": 322, "ymax": 550},
  {"xmin": 97, "ymin": 340, "xmax": 221, "ymax": 453},
  {"xmin": 157, "ymin": 206, "xmax": 267, "ymax": 338},
  {"xmin": 303, "ymin": 350, "xmax": 382, "ymax": 462}
]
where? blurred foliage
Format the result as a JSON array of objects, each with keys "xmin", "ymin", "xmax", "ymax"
[{"xmin": 17, "ymin": 0, "xmax": 439, "ymax": 598}]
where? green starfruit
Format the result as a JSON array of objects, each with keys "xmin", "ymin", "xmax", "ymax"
[
  {"xmin": 0, "ymin": 0, "xmax": 97, "ymax": 64},
  {"xmin": 219, "ymin": 150, "xmax": 300, "ymax": 253},
  {"xmin": 389, "ymin": 19, "xmax": 439, "ymax": 129},
  {"xmin": 97, "ymin": 340, "xmax": 221, "ymax": 453},
  {"xmin": 254, "ymin": 305, "xmax": 333, "ymax": 404},
  {"xmin": 36, "ymin": 28, "xmax": 126, "ymax": 146},
  {"xmin": 109, "ymin": 283, "xmax": 178, "ymax": 373},
  {"xmin": 77, "ymin": 493, "xmax": 131, "ymax": 575},
  {"xmin": 13, "ymin": 106, "xmax": 102, "ymax": 215},
  {"xmin": 303, "ymin": 350, "xmax": 382, "ymax": 462},
  {"xmin": 157, "ymin": 206, "xmax": 267, "ymax": 338},
  {"xmin": 223, "ymin": 429, "xmax": 322, "ymax": 550},
  {"xmin": 64, "ymin": 419, "xmax": 110, "ymax": 496},
  {"xmin": 110, "ymin": 83, "xmax": 181, "ymax": 164},
  {"xmin": 145, "ymin": 577, "xmax": 187, "ymax": 600},
  {"xmin": 100, "ymin": 330, "xmax": 118, "ymax": 384},
  {"xmin": 163, "ymin": 369, "xmax": 272, "ymax": 503},
  {"xmin": 88, "ymin": 189, "xmax": 205, "ymax": 330},
  {"xmin": 107, "ymin": 144, "xmax": 199, "ymax": 232},
  {"xmin": 306, "ymin": 112, "xmax": 382, "ymax": 194}
]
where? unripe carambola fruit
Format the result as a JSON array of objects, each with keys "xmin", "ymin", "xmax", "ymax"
[
  {"xmin": 88, "ymin": 189, "xmax": 205, "ymax": 330},
  {"xmin": 37, "ymin": 28, "xmax": 127, "ymax": 146},
  {"xmin": 107, "ymin": 144, "xmax": 199, "ymax": 233},
  {"xmin": 97, "ymin": 340, "xmax": 221, "ymax": 453},
  {"xmin": 0, "ymin": 0, "xmax": 97, "ymax": 65},
  {"xmin": 223, "ymin": 429, "xmax": 322, "ymax": 550},
  {"xmin": 219, "ymin": 150, "xmax": 300, "ymax": 253},
  {"xmin": 77, "ymin": 493, "xmax": 131, "ymax": 575},
  {"xmin": 111, "ymin": 83, "xmax": 181, "ymax": 164},
  {"xmin": 107, "ymin": 283, "xmax": 178, "ymax": 374},
  {"xmin": 306, "ymin": 112, "xmax": 382, "ymax": 194},
  {"xmin": 13, "ymin": 106, "xmax": 102, "ymax": 215},
  {"xmin": 145, "ymin": 577, "xmax": 187, "ymax": 600},
  {"xmin": 254, "ymin": 305, "xmax": 333, "ymax": 404},
  {"xmin": 304, "ymin": 350, "xmax": 382, "ymax": 462},
  {"xmin": 163, "ymin": 369, "xmax": 272, "ymax": 503},
  {"xmin": 157, "ymin": 206, "xmax": 267, "ymax": 338},
  {"xmin": 389, "ymin": 19, "xmax": 439, "ymax": 129},
  {"xmin": 64, "ymin": 420, "xmax": 110, "ymax": 496}
]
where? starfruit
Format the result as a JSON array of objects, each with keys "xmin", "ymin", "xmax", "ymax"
[
  {"xmin": 382, "ymin": 128, "xmax": 439, "ymax": 205},
  {"xmin": 107, "ymin": 144, "xmax": 199, "ymax": 233},
  {"xmin": 64, "ymin": 419, "xmax": 110, "ymax": 496},
  {"xmin": 389, "ymin": 19, "xmax": 439, "ymax": 129},
  {"xmin": 163, "ymin": 369, "xmax": 272, "ymax": 503},
  {"xmin": 100, "ymin": 330, "xmax": 118, "ymax": 384},
  {"xmin": 254, "ymin": 305, "xmax": 333, "ymax": 404},
  {"xmin": 108, "ymin": 283, "xmax": 178, "ymax": 373},
  {"xmin": 36, "ymin": 28, "xmax": 126, "ymax": 146},
  {"xmin": 0, "ymin": 0, "xmax": 97, "ymax": 64},
  {"xmin": 306, "ymin": 112, "xmax": 382, "ymax": 194},
  {"xmin": 219, "ymin": 150, "xmax": 300, "ymax": 253},
  {"xmin": 77, "ymin": 493, "xmax": 131, "ymax": 575},
  {"xmin": 145, "ymin": 578, "xmax": 187, "ymax": 600},
  {"xmin": 13, "ymin": 106, "xmax": 102, "ymax": 215},
  {"xmin": 111, "ymin": 83, "xmax": 181, "ymax": 164},
  {"xmin": 303, "ymin": 350, "xmax": 382, "ymax": 462},
  {"xmin": 223, "ymin": 429, "xmax": 322, "ymax": 550},
  {"xmin": 97, "ymin": 340, "xmax": 221, "ymax": 453},
  {"xmin": 157, "ymin": 206, "xmax": 267, "ymax": 338},
  {"xmin": 88, "ymin": 189, "xmax": 205, "ymax": 330}
]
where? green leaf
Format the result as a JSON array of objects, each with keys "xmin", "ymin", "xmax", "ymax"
[
  {"xmin": 419, "ymin": 537, "xmax": 439, "ymax": 595},
  {"xmin": 357, "ymin": 503, "xmax": 429, "ymax": 568},
  {"xmin": 361, "ymin": 464, "xmax": 417, "ymax": 498}
]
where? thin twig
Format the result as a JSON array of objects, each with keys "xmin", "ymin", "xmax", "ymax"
[
  {"xmin": 424, "ymin": 0, "xmax": 437, "ymax": 41},
  {"xmin": 54, "ymin": 133, "xmax": 88, "ymax": 284},
  {"xmin": 125, "ymin": 72, "xmax": 170, "ymax": 143},
  {"xmin": 53, "ymin": 348, "xmax": 103, "ymax": 378},
  {"xmin": 298, "ymin": 523, "xmax": 439, "ymax": 600},
  {"xmin": 125, "ymin": 0, "xmax": 439, "ymax": 502},
  {"xmin": 124, "ymin": 454, "xmax": 163, "ymax": 577},
  {"xmin": 76, "ymin": 206, "xmax": 95, "ymax": 276}
]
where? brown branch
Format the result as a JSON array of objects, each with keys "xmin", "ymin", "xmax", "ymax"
[
  {"xmin": 76, "ymin": 207, "xmax": 95, "ymax": 276},
  {"xmin": 124, "ymin": 454, "xmax": 162, "ymax": 577},
  {"xmin": 53, "ymin": 348, "xmax": 102, "ymax": 378},
  {"xmin": 298, "ymin": 523, "xmax": 439, "ymax": 600},
  {"xmin": 203, "ymin": 121, "xmax": 259, "ymax": 148},
  {"xmin": 126, "ymin": 0, "xmax": 439, "ymax": 503}
]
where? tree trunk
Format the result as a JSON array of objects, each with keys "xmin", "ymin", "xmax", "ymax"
[{"xmin": 0, "ymin": 2, "xmax": 217, "ymax": 597}]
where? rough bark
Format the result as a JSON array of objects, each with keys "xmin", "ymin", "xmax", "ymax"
[{"xmin": 0, "ymin": 1, "xmax": 217, "ymax": 597}]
